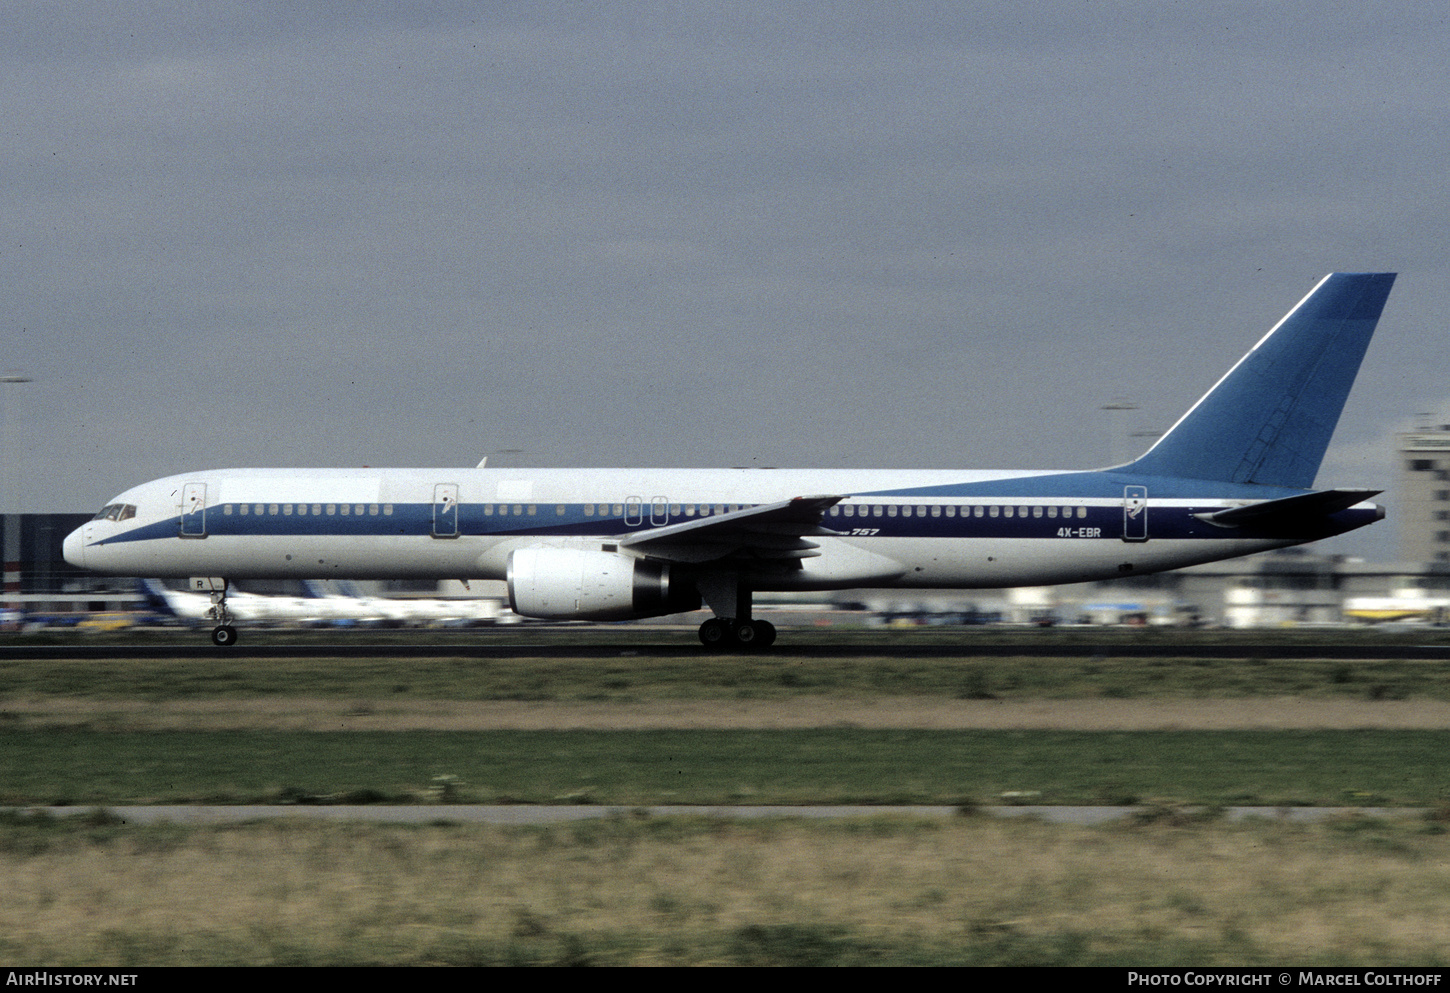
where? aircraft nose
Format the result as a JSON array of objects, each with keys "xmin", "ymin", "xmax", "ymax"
[{"xmin": 63, "ymin": 526, "xmax": 86, "ymax": 569}]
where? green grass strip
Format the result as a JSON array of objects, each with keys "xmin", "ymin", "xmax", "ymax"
[
  {"xmin": 3, "ymin": 728, "xmax": 1448, "ymax": 807},
  {"xmin": 8, "ymin": 652, "xmax": 1450, "ymax": 700}
]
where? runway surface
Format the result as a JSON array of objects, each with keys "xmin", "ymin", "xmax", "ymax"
[{"xmin": 7, "ymin": 639, "xmax": 1450, "ymax": 660}]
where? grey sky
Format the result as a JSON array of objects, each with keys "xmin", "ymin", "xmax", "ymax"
[{"xmin": 4, "ymin": 2, "xmax": 1447, "ymax": 560}]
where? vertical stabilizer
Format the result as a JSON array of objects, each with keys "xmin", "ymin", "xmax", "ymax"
[{"xmin": 1123, "ymin": 272, "xmax": 1395, "ymax": 488}]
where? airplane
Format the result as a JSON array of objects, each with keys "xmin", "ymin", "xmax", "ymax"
[
  {"xmin": 64, "ymin": 272, "xmax": 1397, "ymax": 650},
  {"xmin": 301, "ymin": 580, "xmax": 512, "ymax": 627},
  {"xmin": 137, "ymin": 577, "xmax": 510, "ymax": 629},
  {"xmin": 136, "ymin": 577, "xmax": 384, "ymax": 627},
  {"xmin": 1342, "ymin": 595, "xmax": 1450, "ymax": 624}
]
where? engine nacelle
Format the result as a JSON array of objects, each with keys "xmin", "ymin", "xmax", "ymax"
[{"xmin": 506, "ymin": 547, "xmax": 701, "ymax": 621}]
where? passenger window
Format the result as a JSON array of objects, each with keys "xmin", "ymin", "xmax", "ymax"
[
  {"xmin": 1032, "ymin": 506, "xmax": 1042, "ymax": 518},
  {"xmin": 384, "ymin": 504, "xmax": 393, "ymax": 515},
  {"xmin": 1047, "ymin": 506, "xmax": 1057, "ymax": 518},
  {"xmin": 1078, "ymin": 507, "xmax": 1087, "ymax": 519},
  {"xmin": 326, "ymin": 505, "xmax": 336, "ymax": 515},
  {"xmin": 1004, "ymin": 506, "xmax": 1014, "ymax": 518},
  {"xmin": 556, "ymin": 505, "xmax": 566, "ymax": 516},
  {"xmin": 614, "ymin": 504, "xmax": 625, "ymax": 516},
  {"xmin": 528, "ymin": 505, "xmax": 537, "ymax": 516},
  {"xmin": 340, "ymin": 504, "xmax": 349, "ymax": 516},
  {"xmin": 224, "ymin": 505, "xmax": 233, "ymax": 516},
  {"xmin": 583, "ymin": 504, "xmax": 593, "ymax": 517},
  {"xmin": 989, "ymin": 506, "xmax": 999, "ymax": 518},
  {"xmin": 297, "ymin": 504, "xmax": 306, "ymax": 516},
  {"xmin": 240, "ymin": 504, "xmax": 249, "ymax": 516},
  {"xmin": 283, "ymin": 505, "xmax": 293, "ymax": 516},
  {"xmin": 514, "ymin": 505, "xmax": 524, "ymax": 516},
  {"xmin": 270, "ymin": 504, "xmax": 279, "ymax": 516},
  {"xmin": 369, "ymin": 505, "xmax": 379, "ymax": 516},
  {"xmin": 313, "ymin": 505, "xmax": 322, "ymax": 515},
  {"xmin": 888, "ymin": 505, "xmax": 898, "ymax": 517},
  {"xmin": 931, "ymin": 506, "xmax": 941, "ymax": 517},
  {"xmin": 843, "ymin": 505, "xmax": 854, "ymax": 517}
]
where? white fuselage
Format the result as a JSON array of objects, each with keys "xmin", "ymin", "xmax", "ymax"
[{"xmin": 64, "ymin": 465, "xmax": 1372, "ymax": 594}]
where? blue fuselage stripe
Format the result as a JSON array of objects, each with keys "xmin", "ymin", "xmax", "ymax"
[{"xmin": 92, "ymin": 499, "xmax": 1376, "ymax": 546}]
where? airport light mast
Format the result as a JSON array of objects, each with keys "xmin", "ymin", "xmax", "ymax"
[{"xmin": 2, "ymin": 372, "xmax": 32, "ymax": 617}]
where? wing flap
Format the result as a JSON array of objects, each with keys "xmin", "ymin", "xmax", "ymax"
[{"xmin": 617, "ymin": 495, "xmax": 844, "ymax": 564}]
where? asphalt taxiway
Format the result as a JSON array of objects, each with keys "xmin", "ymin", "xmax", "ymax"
[{"xmin": 7, "ymin": 640, "xmax": 1450, "ymax": 660}]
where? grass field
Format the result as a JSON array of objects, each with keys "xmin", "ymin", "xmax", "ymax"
[
  {"xmin": 5, "ymin": 630, "xmax": 1450, "ymax": 964},
  {"xmin": 4, "ymin": 810, "xmax": 1450, "ymax": 966},
  {"xmin": 3, "ymin": 728, "xmax": 1449, "ymax": 807}
]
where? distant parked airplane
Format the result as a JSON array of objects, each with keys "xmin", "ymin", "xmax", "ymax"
[
  {"xmin": 301, "ymin": 580, "xmax": 511, "ymax": 627},
  {"xmin": 67, "ymin": 273, "xmax": 1396, "ymax": 649},
  {"xmin": 138, "ymin": 578, "xmax": 510, "ymax": 629},
  {"xmin": 137, "ymin": 578, "xmax": 372, "ymax": 627}
]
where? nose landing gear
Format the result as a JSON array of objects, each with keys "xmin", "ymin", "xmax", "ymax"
[{"xmin": 206, "ymin": 585, "xmax": 237, "ymax": 647}]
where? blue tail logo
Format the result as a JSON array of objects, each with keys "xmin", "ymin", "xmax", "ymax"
[{"xmin": 1125, "ymin": 272, "xmax": 1395, "ymax": 488}]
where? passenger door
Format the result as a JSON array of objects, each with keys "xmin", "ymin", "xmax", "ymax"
[
  {"xmin": 432, "ymin": 483, "xmax": 460, "ymax": 538},
  {"xmin": 1122, "ymin": 486, "xmax": 1148, "ymax": 542},
  {"xmin": 180, "ymin": 482, "xmax": 207, "ymax": 538}
]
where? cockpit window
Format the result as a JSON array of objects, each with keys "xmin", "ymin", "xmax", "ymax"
[{"xmin": 91, "ymin": 504, "xmax": 137, "ymax": 522}]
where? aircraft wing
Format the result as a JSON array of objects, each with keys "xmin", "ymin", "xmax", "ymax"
[{"xmin": 616, "ymin": 495, "xmax": 845, "ymax": 564}]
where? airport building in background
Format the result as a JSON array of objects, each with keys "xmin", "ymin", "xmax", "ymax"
[
  {"xmin": 1, "ymin": 513, "xmax": 107, "ymax": 613},
  {"xmin": 1397, "ymin": 428, "xmax": 1450, "ymax": 563}
]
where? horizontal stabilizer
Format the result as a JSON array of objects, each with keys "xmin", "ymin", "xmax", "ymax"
[{"xmin": 1195, "ymin": 488, "xmax": 1382, "ymax": 529}]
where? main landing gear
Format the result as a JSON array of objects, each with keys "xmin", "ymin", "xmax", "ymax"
[
  {"xmin": 698, "ymin": 616, "xmax": 777, "ymax": 651},
  {"xmin": 696, "ymin": 620, "xmax": 777, "ymax": 649},
  {"xmin": 694, "ymin": 573, "xmax": 777, "ymax": 651}
]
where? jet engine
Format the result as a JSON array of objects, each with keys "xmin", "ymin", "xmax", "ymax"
[{"xmin": 506, "ymin": 547, "xmax": 700, "ymax": 621}]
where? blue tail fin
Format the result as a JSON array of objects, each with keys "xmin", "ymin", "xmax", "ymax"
[{"xmin": 1123, "ymin": 272, "xmax": 1396, "ymax": 488}]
